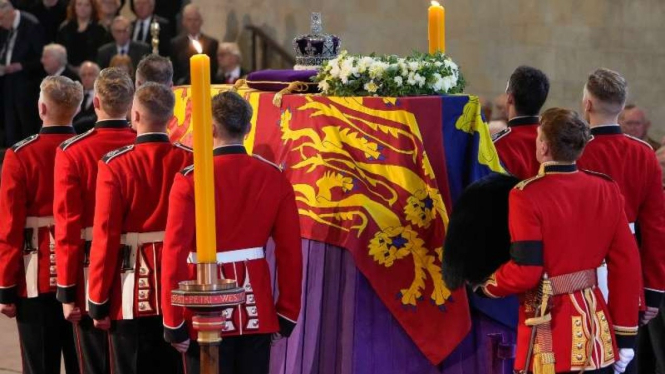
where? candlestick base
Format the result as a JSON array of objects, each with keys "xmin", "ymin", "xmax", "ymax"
[{"xmin": 171, "ymin": 263, "xmax": 245, "ymax": 374}]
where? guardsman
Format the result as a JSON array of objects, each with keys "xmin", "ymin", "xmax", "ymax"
[
  {"xmin": 577, "ymin": 68, "xmax": 665, "ymax": 373},
  {"xmin": 53, "ymin": 68, "xmax": 136, "ymax": 374},
  {"xmin": 479, "ymin": 108, "xmax": 641, "ymax": 374},
  {"xmin": 0, "ymin": 76, "xmax": 81, "ymax": 374},
  {"xmin": 161, "ymin": 91, "xmax": 303, "ymax": 374},
  {"xmin": 492, "ymin": 66, "xmax": 550, "ymax": 180},
  {"xmin": 86, "ymin": 82, "xmax": 192, "ymax": 374}
]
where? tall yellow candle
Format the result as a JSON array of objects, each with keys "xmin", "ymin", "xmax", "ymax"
[
  {"xmin": 190, "ymin": 41, "xmax": 217, "ymax": 264},
  {"xmin": 428, "ymin": 1, "xmax": 445, "ymax": 54}
]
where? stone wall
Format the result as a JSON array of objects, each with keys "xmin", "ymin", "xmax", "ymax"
[{"xmin": 194, "ymin": 0, "xmax": 665, "ymax": 139}]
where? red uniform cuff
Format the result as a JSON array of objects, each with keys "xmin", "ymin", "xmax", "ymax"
[
  {"xmin": 163, "ymin": 322, "xmax": 189, "ymax": 343},
  {"xmin": 0, "ymin": 286, "xmax": 17, "ymax": 304},
  {"xmin": 645, "ymin": 289, "xmax": 664, "ymax": 308},
  {"xmin": 56, "ymin": 285, "xmax": 77, "ymax": 304}
]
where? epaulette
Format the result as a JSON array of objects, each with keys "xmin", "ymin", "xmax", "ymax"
[
  {"xmin": 60, "ymin": 128, "xmax": 94, "ymax": 150},
  {"xmin": 514, "ymin": 174, "xmax": 544, "ymax": 191},
  {"xmin": 624, "ymin": 134, "xmax": 654, "ymax": 150},
  {"xmin": 581, "ymin": 169, "xmax": 614, "ymax": 182},
  {"xmin": 102, "ymin": 145, "xmax": 134, "ymax": 164},
  {"xmin": 492, "ymin": 127, "xmax": 511, "ymax": 142},
  {"xmin": 174, "ymin": 142, "xmax": 193, "ymax": 152},
  {"xmin": 11, "ymin": 135, "xmax": 39, "ymax": 153},
  {"xmin": 180, "ymin": 164, "xmax": 194, "ymax": 176},
  {"xmin": 253, "ymin": 154, "xmax": 282, "ymax": 171}
]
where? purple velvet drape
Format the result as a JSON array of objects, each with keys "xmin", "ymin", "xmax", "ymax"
[{"xmin": 266, "ymin": 240, "xmax": 515, "ymax": 374}]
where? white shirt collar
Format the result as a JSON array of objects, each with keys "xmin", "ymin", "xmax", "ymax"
[
  {"xmin": 187, "ymin": 34, "xmax": 201, "ymax": 41},
  {"xmin": 116, "ymin": 42, "xmax": 130, "ymax": 53},
  {"xmin": 12, "ymin": 11, "xmax": 20, "ymax": 30},
  {"xmin": 53, "ymin": 66, "xmax": 66, "ymax": 76},
  {"xmin": 227, "ymin": 66, "xmax": 241, "ymax": 80}
]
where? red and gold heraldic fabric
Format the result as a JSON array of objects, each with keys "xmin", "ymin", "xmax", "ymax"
[{"xmin": 167, "ymin": 87, "xmax": 486, "ymax": 364}]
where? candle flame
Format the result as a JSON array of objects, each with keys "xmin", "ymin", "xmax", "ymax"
[
  {"xmin": 192, "ymin": 39, "xmax": 203, "ymax": 54},
  {"xmin": 431, "ymin": 0, "xmax": 440, "ymax": 5}
]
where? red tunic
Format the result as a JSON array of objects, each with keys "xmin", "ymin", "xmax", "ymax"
[
  {"xmin": 492, "ymin": 116, "xmax": 540, "ymax": 180},
  {"xmin": 578, "ymin": 125, "xmax": 665, "ymax": 308},
  {"xmin": 161, "ymin": 145, "xmax": 302, "ymax": 342},
  {"xmin": 480, "ymin": 163, "xmax": 641, "ymax": 372},
  {"xmin": 86, "ymin": 133, "xmax": 193, "ymax": 321},
  {"xmin": 53, "ymin": 120, "xmax": 136, "ymax": 307},
  {"xmin": 0, "ymin": 127, "xmax": 76, "ymax": 303}
]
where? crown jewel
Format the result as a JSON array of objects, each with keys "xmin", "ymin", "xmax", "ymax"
[{"xmin": 293, "ymin": 13, "xmax": 341, "ymax": 71}]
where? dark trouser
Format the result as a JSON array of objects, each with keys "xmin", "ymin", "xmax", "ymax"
[
  {"xmin": 110, "ymin": 316, "xmax": 183, "ymax": 374},
  {"xmin": 16, "ymin": 293, "xmax": 79, "ymax": 374},
  {"xmin": 633, "ymin": 297, "xmax": 665, "ymax": 374},
  {"xmin": 74, "ymin": 315, "xmax": 111, "ymax": 374},
  {"xmin": 184, "ymin": 334, "xmax": 271, "ymax": 374},
  {"xmin": 1, "ymin": 74, "xmax": 40, "ymax": 147}
]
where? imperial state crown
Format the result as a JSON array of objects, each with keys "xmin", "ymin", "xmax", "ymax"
[{"xmin": 293, "ymin": 12, "xmax": 341, "ymax": 70}]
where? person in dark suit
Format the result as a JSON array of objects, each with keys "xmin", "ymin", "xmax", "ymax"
[
  {"xmin": 0, "ymin": 0, "xmax": 45, "ymax": 146},
  {"xmin": 72, "ymin": 60, "xmax": 99, "ymax": 133},
  {"xmin": 170, "ymin": 4, "xmax": 217, "ymax": 85},
  {"xmin": 131, "ymin": 0, "xmax": 172, "ymax": 57},
  {"xmin": 41, "ymin": 43, "xmax": 80, "ymax": 81},
  {"xmin": 97, "ymin": 0, "xmax": 121, "ymax": 30},
  {"xmin": 213, "ymin": 42, "xmax": 248, "ymax": 84},
  {"xmin": 97, "ymin": 15, "xmax": 150, "ymax": 68},
  {"xmin": 56, "ymin": 0, "xmax": 111, "ymax": 69},
  {"xmin": 28, "ymin": 0, "xmax": 67, "ymax": 43},
  {"xmin": 129, "ymin": 0, "xmax": 179, "ymax": 32}
]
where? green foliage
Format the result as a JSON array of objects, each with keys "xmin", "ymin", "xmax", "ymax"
[{"xmin": 313, "ymin": 51, "xmax": 466, "ymax": 97}]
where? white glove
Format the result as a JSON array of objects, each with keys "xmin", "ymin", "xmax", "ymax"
[
  {"xmin": 271, "ymin": 332, "xmax": 283, "ymax": 345},
  {"xmin": 613, "ymin": 348, "xmax": 634, "ymax": 374}
]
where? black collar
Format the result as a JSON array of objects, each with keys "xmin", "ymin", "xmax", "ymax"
[
  {"xmin": 40, "ymin": 126, "xmax": 76, "ymax": 135},
  {"xmin": 213, "ymin": 145, "xmax": 246, "ymax": 156},
  {"xmin": 136, "ymin": 133, "xmax": 170, "ymax": 144},
  {"xmin": 508, "ymin": 116, "xmax": 540, "ymax": 127},
  {"xmin": 95, "ymin": 120, "xmax": 129, "ymax": 129},
  {"xmin": 590, "ymin": 126, "xmax": 622, "ymax": 136},
  {"xmin": 542, "ymin": 163, "xmax": 577, "ymax": 174}
]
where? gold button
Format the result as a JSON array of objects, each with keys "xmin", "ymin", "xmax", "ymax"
[
  {"xmin": 576, "ymin": 343, "xmax": 583, "ymax": 349},
  {"xmin": 577, "ymin": 332, "xmax": 583, "ymax": 338},
  {"xmin": 576, "ymin": 354, "xmax": 583, "ymax": 360},
  {"xmin": 575, "ymin": 320, "xmax": 582, "ymax": 326},
  {"xmin": 600, "ymin": 315, "xmax": 606, "ymax": 321}
]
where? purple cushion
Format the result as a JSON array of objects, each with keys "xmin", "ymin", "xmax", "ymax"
[{"xmin": 246, "ymin": 69, "xmax": 320, "ymax": 93}]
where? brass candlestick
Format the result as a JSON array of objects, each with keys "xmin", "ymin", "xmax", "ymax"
[
  {"xmin": 150, "ymin": 20, "xmax": 160, "ymax": 55},
  {"xmin": 171, "ymin": 262, "xmax": 245, "ymax": 374}
]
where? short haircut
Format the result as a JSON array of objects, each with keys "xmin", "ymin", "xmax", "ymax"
[
  {"xmin": 585, "ymin": 68, "xmax": 627, "ymax": 115},
  {"xmin": 0, "ymin": 0, "xmax": 13, "ymax": 10},
  {"xmin": 540, "ymin": 108, "xmax": 591, "ymax": 162},
  {"xmin": 112, "ymin": 15, "xmax": 130, "ymax": 29},
  {"xmin": 218, "ymin": 42, "xmax": 242, "ymax": 63},
  {"xmin": 507, "ymin": 66, "xmax": 550, "ymax": 116},
  {"xmin": 43, "ymin": 43, "xmax": 68, "ymax": 66},
  {"xmin": 136, "ymin": 54, "xmax": 173, "ymax": 86},
  {"xmin": 40, "ymin": 75, "xmax": 84, "ymax": 122},
  {"xmin": 135, "ymin": 82, "xmax": 175, "ymax": 125},
  {"xmin": 211, "ymin": 91, "xmax": 253, "ymax": 138},
  {"xmin": 94, "ymin": 67, "xmax": 134, "ymax": 118}
]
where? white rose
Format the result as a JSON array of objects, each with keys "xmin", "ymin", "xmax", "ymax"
[
  {"xmin": 414, "ymin": 73, "xmax": 426, "ymax": 87},
  {"xmin": 318, "ymin": 80, "xmax": 330, "ymax": 92},
  {"xmin": 408, "ymin": 61, "xmax": 420, "ymax": 71},
  {"xmin": 407, "ymin": 72, "xmax": 417, "ymax": 86},
  {"xmin": 364, "ymin": 80, "xmax": 379, "ymax": 93},
  {"xmin": 329, "ymin": 63, "xmax": 341, "ymax": 79},
  {"xmin": 434, "ymin": 61, "xmax": 443, "ymax": 68},
  {"xmin": 394, "ymin": 76, "xmax": 403, "ymax": 87}
]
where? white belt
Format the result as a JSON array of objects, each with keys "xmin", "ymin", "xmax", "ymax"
[
  {"xmin": 629, "ymin": 222, "xmax": 636, "ymax": 234},
  {"xmin": 187, "ymin": 247, "xmax": 264, "ymax": 264},
  {"xmin": 81, "ymin": 227, "xmax": 93, "ymax": 241},
  {"xmin": 119, "ymin": 231, "xmax": 165, "ymax": 319},
  {"xmin": 25, "ymin": 216, "xmax": 54, "ymax": 229},
  {"xmin": 23, "ymin": 216, "xmax": 55, "ymax": 298}
]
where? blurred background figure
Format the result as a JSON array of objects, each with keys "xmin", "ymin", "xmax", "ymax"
[
  {"xmin": 170, "ymin": 4, "xmax": 217, "ymax": 85},
  {"xmin": 41, "ymin": 43, "xmax": 79, "ymax": 80},
  {"xmin": 0, "ymin": 0, "xmax": 45, "ymax": 146},
  {"xmin": 478, "ymin": 96, "xmax": 492, "ymax": 122},
  {"xmin": 72, "ymin": 60, "xmax": 99, "ymax": 133},
  {"xmin": 109, "ymin": 53, "xmax": 133, "ymax": 77},
  {"xmin": 129, "ymin": 0, "xmax": 181, "ymax": 32},
  {"xmin": 27, "ymin": 0, "xmax": 66, "ymax": 43},
  {"xmin": 620, "ymin": 104, "xmax": 661, "ymax": 151},
  {"xmin": 213, "ymin": 42, "xmax": 246, "ymax": 84},
  {"xmin": 57, "ymin": 0, "xmax": 110, "ymax": 70},
  {"xmin": 488, "ymin": 93, "xmax": 508, "ymax": 136},
  {"xmin": 97, "ymin": 15, "xmax": 149, "ymax": 68},
  {"xmin": 131, "ymin": 0, "xmax": 172, "ymax": 56},
  {"xmin": 96, "ymin": 0, "xmax": 120, "ymax": 30}
]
